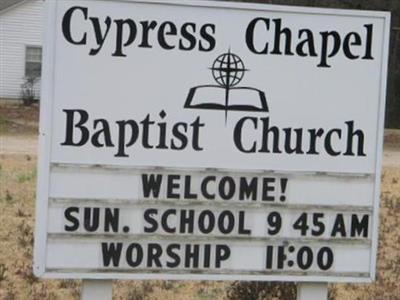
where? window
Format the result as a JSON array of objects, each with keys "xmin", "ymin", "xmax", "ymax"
[{"xmin": 25, "ymin": 46, "xmax": 42, "ymax": 78}]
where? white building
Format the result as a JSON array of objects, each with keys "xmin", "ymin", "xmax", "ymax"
[{"xmin": 0, "ymin": 0, "xmax": 43, "ymax": 101}]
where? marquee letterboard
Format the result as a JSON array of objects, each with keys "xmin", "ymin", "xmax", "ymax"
[{"xmin": 34, "ymin": 0, "xmax": 391, "ymax": 282}]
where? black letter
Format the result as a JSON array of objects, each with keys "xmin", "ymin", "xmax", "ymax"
[
  {"xmin": 185, "ymin": 244, "xmax": 200, "ymax": 268},
  {"xmin": 64, "ymin": 207, "xmax": 79, "ymax": 232},
  {"xmin": 139, "ymin": 20, "xmax": 158, "ymax": 48},
  {"xmin": 343, "ymin": 32, "xmax": 362, "ymax": 59},
  {"xmin": 262, "ymin": 178, "xmax": 275, "ymax": 201},
  {"xmin": 104, "ymin": 208, "xmax": 119, "ymax": 233},
  {"xmin": 158, "ymin": 21, "xmax": 177, "ymax": 50},
  {"xmin": 144, "ymin": 209, "xmax": 158, "ymax": 233},
  {"xmin": 102, "ymin": 242, "xmax": 123, "ymax": 267},
  {"xmin": 215, "ymin": 245, "xmax": 230, "ymax": 268},
  {"xmin": 199, "ymin": 24, "xmax": 216, "ymax": 51},
  {"xmin": 180, "ymin": 23, "xmax": 197, "ymax": 51},
  {"xmin": 167, "ymin": 175, "xmax": 180, "ymax": 199},
  {"xmin": 363, "ymin": 24, "xmax": 374, "ymax": 59},
  {"xmin": 198, "ymin": 210, "xmax": 215, "ymax": 234},
  {"xmin": 91, "ymin": 119, "xmax": 114, "ymax": 147},
  {"xmin": 166, "ymin": 244, "xmax": 181, "ymax": 268},
  {"xmin": 318, "ymin": 31, "xmax": 341, "ymax": 68},
  {"xmin": 260, "ymin": 117, "xmax": 281, "ymax": 153},
  {"xmin": 307, "ymin": 128, "xmax": 324, "ymax": 155},
  {"xmin": 161, "ymin": 209, "xmax": 177, "ymax": 233},
  {"xmin": 325, "ymin": 128, "xmax": 342, "ymax": 156},
  {"xmin": 351, "ymin": 214, "xmax": 369, "ymax": 238},
  {"xmin": 89, "ymin": 16, "xmax": 112, "ymax": 55},
  {"xmin": 171, "ymin": 123, "xmax": 188, "ymax": 150},
  {"xmin": 296, "ymin": 29, "xmax": 317, "ymax": 57},
  {"xmin": 83, "ymin": 207, "xmax": 99, "ymax": 232},
  {"xmin": 115, "ymin": 120, "xmax": 139, "ymax": 157},
  {"xmin": 283, "ymin": 128, "xmax": 304, "ymax": 154},
  {"xmin": 234, "ymin": 117, "xmax": 258, "ymax": 153},
  {"xmin": 126, "ymin": 243, "xmax": 143, "ymax": 267},
  {"xmin": 218, "ymin": 211, "xmax": 235, "ymax": 234},
  {"xmin": 142, "ymin": 174, "xmax": 163, "ymax": 198},
  {"xmin": 331, "ymin": 214, "xmax": 347, "ymax": 237},
  {"xmin": 147, "ymin": 243, "xmax": 163, "ymax": 267},
  {"xmin": 61, "ymin": 109, "xmax": 90, "ymax": 147},
  {"xmin": 112, "ymin": 19, "xmax": 137, "ymax": 57},
  {"xmin": 344, "ymin": 121, "xmax": 366, "ymax": 156},
  {"xmin": 246, "ymin": 18, "xmax": 270, "ymax": 54},
  {"xmin": 191, "ymin": 117, "xmax": 205, "ymax": 151},
  {"xmin": 270, "ymin": 19, "xmax": 294, "ymax": 55},
  {"xmin": 201, "ymin": 176, "xmax": 216, "ymax": 200},
  {"xmin": 239, "ymin": 177, "xmax": 258, "ymax": 201},
  {"xmin": 62, "ymin": 6, "xmax": 87, "ymax": 45},
  {"xmin": 140, "ymin": 114, "xmax": 155, "ymax": 149},
  {"xmin": 218, "ymin": 177, "xmax": 236, "ymax": 200},
  {"xmin": 180, "ymin": 210, "xmax": 195, "ymax": 234}
]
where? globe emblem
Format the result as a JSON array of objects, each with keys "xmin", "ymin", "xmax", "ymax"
[
  {"xmin": 211, "ymin": 52, "xmax": 248, "ymax": 88},
  {"xmin": 184, "ymin": 50, "xmax": 268, "ymax": 123}
]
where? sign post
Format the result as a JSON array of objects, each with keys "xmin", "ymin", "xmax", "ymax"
[
  {"xmin": 81, "ymin": 280, "xmax": 112, "ymax": 300},
  {"xmin": 34, "ymin": 0, "xmax": 390, "ymax": 298},
  {"xmin": 297, "ymin": 283, "xmax": 328, "ymax": 300}
]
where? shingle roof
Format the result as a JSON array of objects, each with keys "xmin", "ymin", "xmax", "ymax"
[{"xmin": 0, "ymin": 0, "xmax": 25, "ymax": 12}]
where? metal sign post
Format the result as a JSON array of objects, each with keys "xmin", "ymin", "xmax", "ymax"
[
  {"xmin": 81, "ymin": 280, "xmax": 112, "ymax": 300},
  {"xmin": 297, "ymin": 283, "xmax": 328, "ymax": 300}
]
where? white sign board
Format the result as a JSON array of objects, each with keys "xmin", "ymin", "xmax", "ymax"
[{"xmin": 34, "ymin": 0, "xmax": 390, "ymax": 282}]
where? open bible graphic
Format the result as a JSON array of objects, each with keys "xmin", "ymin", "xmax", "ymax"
[{"xmin": 184, "ymin": 51, "xmax": 268, "ymax": 120}]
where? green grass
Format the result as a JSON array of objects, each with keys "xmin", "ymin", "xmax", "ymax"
[
  {"xmin": 16, "ymin": 169, "xmax": 37, "ymax": 183},
  {"xmin": 0, "ymin": 115, "xmax": 12, "ymax": 134}
]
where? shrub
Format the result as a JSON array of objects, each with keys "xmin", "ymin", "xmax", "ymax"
[{"xmin": 226, "ymin": 281, "xmax": 296, "ymax": 300}]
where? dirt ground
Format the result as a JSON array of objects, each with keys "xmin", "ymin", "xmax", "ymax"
[{"xmin": 0, "ymin": 104, "xmax": 399, "ymax": 299}]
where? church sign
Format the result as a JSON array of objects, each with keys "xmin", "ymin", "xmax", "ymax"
[{"xmin": 34, "ymin": 0, "xmax": 390, "ymax": 282}]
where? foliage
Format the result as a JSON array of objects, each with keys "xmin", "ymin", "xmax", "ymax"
[
  {"xmin": 226, "ymin": 281, "xmax": 296, "ymax": 300},
  {"xmin": 20, "ymin": 76, "xmax": 39, "ymax": 106}
]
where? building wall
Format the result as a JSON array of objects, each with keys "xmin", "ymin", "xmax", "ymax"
[{"xmin": 0, "ymin": 0, "xmax": 43, "ymax": 100}]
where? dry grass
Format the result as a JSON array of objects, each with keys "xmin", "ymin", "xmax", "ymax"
[
  {"xmin": 0, "ymin": 105, "xmax": 38, "ymax": 136},
  {"xmin": 0, "ymin": 154, "xmax": 79, "ymax": 299},
  {"xmin": 330, "ymin": 167, "xmax": 400, "ymax": 300}
]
